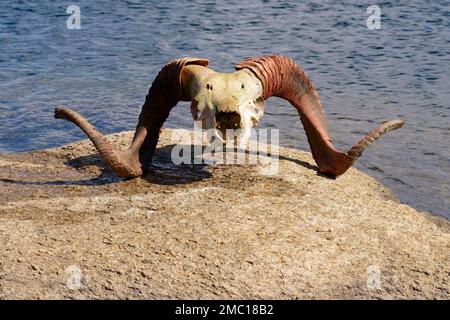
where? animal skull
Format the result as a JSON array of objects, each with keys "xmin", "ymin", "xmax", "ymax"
[
  {"xmin": 183, "ymin": 65, "xmax": 264, "ymax": 147},
  {"xmin": 55, "ymin": 55, "xmax": 404, "ymax": 178}
]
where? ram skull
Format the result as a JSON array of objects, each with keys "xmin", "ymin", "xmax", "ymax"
[{"xmin": 55, "ymin": 55, "xmax": 403, "ymax": 178}]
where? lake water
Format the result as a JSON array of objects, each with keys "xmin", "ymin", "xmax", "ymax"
[{"xmin": 0, "ymin": 1, "xmax": 449, "ymax": 218}]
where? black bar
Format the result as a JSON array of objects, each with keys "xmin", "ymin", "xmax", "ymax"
[{"xmin": 0, "ymin": 300, "xmax": 445, "ymax": 319}]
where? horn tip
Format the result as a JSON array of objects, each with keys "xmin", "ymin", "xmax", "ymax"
[
  {"xmin": 54, "ymin": 106, "xmax": 71, "ymax": 119},
  {"xmin": 384, "ymin": 118, "xmax": 405, "ymax": 131}
]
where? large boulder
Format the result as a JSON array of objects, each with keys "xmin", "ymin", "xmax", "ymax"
[{"xmin": 0, "ymin": 128, "xmax": 448, "ymax": 299}]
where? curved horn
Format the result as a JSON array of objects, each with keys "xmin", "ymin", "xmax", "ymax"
[
  {"xmin": 55, "ymin": 57, "xmax": 209, "ymax": 178},
  {"xmin": 55, "ymin": 107, "xmax": 143, "ymax": 178},
  {"xmin": 235, "ymin": 55, "xmax": 404, "ymax": 176}
]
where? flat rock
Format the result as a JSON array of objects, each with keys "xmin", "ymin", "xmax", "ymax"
[{"xmin": 0, "ymin": 128, "xmax": 448, "ymax": 299}]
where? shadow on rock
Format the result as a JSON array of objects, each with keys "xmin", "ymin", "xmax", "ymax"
[
  {"xmin": 1, "ymin": 145, "xmax": 212, "ymax": 187},
  {"xmin": 0, "ymin": 143, "xmax": 329, "ymax": 187}
]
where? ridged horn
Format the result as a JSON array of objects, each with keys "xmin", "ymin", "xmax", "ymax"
[
  {"xmin": 55, "ymin": 57, "xmax": 209, "ymax": 178},
  {"xmin": 236, "ymin": 55, "xmax": 404, "ymax": 176},
  {"xmin": 55, "ymin": 107, "xmax": 142, "ymax": 178}
]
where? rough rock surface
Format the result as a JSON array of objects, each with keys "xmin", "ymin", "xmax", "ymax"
[{"xmin": 0, "ymin": 128, "xmax": 448, "ymax": 299}]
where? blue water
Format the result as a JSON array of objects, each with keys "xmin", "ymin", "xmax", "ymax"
[{"xmin": 0, "ymin": 1, "xmax": 449, "ymax": 217}]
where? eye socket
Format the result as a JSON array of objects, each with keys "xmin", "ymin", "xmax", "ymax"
[
  {"xmin": 206, "ymin": 84, "xmax": 210, "ymax": 90},
  {"xmin": 206, "ymin": 84, "xmax": 213, "ymax": 90},
  {"xmin": 241, "ymin": 84, "xmax": 245, "ymax": 89}
]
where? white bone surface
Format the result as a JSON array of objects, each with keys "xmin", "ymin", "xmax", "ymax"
[{"xmin": 185, "ymin": 66, "xmax": 264, "ymax": 147}]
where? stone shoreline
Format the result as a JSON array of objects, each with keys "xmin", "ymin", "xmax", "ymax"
[{"xmin": 0, "ymin": 129, "xmax": 448, "ymax": 299}]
